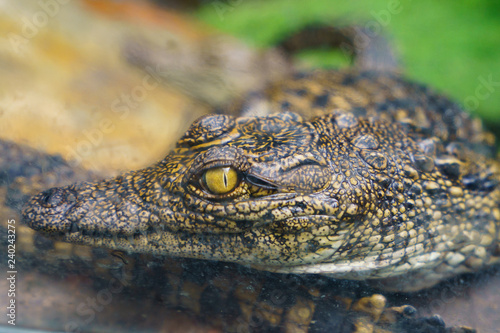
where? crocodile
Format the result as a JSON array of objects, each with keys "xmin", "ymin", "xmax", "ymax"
[{"xmin": 19, "ymin": 65, "xmax": 500, "ymax": 331}]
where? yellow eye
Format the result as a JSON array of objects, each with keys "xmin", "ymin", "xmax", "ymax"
[{"xmin": 202, "ymin": 167, "xmax": 239, "ymax": 194}]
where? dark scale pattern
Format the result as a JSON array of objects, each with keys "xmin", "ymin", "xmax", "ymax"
[{"xmin": 19, "ymin": 69, "xmax": 500, "ymax": 332}]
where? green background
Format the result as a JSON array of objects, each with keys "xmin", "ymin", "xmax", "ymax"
[{"xmin": 197, "ymin": 0, "xmax": 500, "ymax": 130}]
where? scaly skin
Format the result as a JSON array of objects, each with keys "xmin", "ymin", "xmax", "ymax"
[
  {"xmin": 2, "ymin": 137, "xmax": 469, "ymax": 333},
  {"xmin": 23, "ymin": 70, "xmax": 500, "ymax": 297}
]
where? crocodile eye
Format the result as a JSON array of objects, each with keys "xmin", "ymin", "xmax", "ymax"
[{"xmin": 202, "ymin": 167, "xmax": 239, "ymax": 194}]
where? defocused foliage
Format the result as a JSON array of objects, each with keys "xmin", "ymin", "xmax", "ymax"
[{"xmin": 197, "ymin": 0, "xmax": 500, "ymax": 126}]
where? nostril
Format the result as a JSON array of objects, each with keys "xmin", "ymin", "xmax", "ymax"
[
  {"xmin": 38, "ymin": 187, "xmax": 76, "ymax": 207},
  {"xmin": 39, "ymin": 188, "xmax": 63, "ymax": 207}
]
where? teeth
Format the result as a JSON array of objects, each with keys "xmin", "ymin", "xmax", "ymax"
[
  {"xmin": 69, "ymin": 222, "xmax": 80, "ymax": 234},
  {"xmin": 110, "ymin": 235, "xmax": 118, "ymax": 247}
]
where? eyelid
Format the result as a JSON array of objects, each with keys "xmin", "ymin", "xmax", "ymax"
[{"xmin": 245, "ymin": 174, "xmax": 278, "ymax": 190}]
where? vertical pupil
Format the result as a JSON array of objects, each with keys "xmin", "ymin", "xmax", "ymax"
[
  {"xmin": 202, "ymin": 166, "xmax": 238, "ymax": 194},
  {"xmin": 223, "ymin": 170, "xmax": 228, "ymax": 188}
]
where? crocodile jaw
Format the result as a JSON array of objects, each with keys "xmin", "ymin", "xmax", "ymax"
[{"xmin": 22, "ymin": 166, "xmax": 348, "ymax": 268}]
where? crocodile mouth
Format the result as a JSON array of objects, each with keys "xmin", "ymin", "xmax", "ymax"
[
  {"xmin": 22, "ymin": 182, "xmax": 346, "ymax": 266},
  {"xmin": 28, "ymin": 202, "xmax": 342, "ymax": 247},
  {"xmin": 56, "ymin": 215, "xmax": 348, "ymax": 268},
  {"xmin": 23, "ymin": 176, "xmax": 341, "ymax": 234}
]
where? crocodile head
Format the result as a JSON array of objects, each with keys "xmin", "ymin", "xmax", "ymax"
[{"xmin": 22, "ymin": 109, "xmax": 500, "ymax": 283}]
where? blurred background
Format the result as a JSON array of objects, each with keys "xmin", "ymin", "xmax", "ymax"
[
  {"xmin": 0, "ymin": 0, "xmax": 499, "ymax": 332},
  {"xmin": 196, "ymin": 0, "xmax": 500, "ymax": 123}
]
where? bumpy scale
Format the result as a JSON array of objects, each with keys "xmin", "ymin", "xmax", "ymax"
[{"xmin": 23, "ymin": 70, "xmax": 500, "ymax": 296}]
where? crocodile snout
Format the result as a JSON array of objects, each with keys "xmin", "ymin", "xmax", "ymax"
[{"xmin": 22, "ymin": 186, "xmax": 78, "ymax": 234}]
